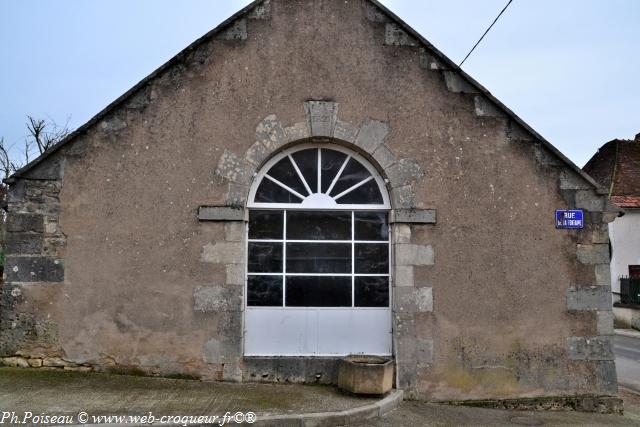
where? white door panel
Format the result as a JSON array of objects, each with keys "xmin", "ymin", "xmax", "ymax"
[{"xmin": 245, "ymin": 308, "xmax": 391, "ymax": 356}]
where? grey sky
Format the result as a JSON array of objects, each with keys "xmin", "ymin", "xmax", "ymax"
[{"xmin": 1, "ymin": 0, "xmax": 638, "ymax": 167}]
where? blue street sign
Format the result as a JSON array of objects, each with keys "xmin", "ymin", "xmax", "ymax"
[{"xmin": 555, "ymin": 210, "xmax": 584, "ymax": 229}]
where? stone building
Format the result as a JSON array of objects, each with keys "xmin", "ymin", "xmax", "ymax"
[{"xmin": 0, "ymin": 0, "xmax": 620, "ymax": 402}]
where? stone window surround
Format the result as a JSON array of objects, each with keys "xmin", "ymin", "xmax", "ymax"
[{"xmin": 198, "ymin": 101, "xmax": 435, "ymax": 385}]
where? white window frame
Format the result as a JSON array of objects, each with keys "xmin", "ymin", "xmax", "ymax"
[
  {"xmin": 244, "ymin": 143, "xmax": 392, "ymax": 356},
  {"xmin": 247, "ymin": 143, "xmax": 391, "ymax": 210},
  {"xmin": 246, "ymin": 210, "xmax": 391, "ymax": 309}
]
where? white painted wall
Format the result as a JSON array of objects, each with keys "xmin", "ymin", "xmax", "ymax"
[{"xmin": 609, "ymin": 210, "xmax": 640, "ymax": 295}]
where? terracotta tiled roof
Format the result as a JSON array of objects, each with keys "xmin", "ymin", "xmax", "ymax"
[
  {"xmin": 610, "ymin": 195, "xmax": 640, "ymax": 208},
  {"xmin": 583, "ymin": 134, "xmax": 640, "ymax": 208}
]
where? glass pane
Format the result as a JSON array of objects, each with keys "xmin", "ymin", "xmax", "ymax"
[
  {"xmin": 248, "ymin": 242, "xmax": 283, "ymax": 273},
  {"xmin": 287, "ymin": 211, "xmax": 351, "ymax": 240},
  {"xmin": 354, "ymin": 277, "xmax": 389, "ymax": 307},
  {"xmin": 248, "ymin": 275, "xmax": 283, "ymax": 306},
  {"xmin": 249, "ymin": 210, "xmax": 283, "ymax": 239},
  {"xmin": 335, "ymin": 179, "xmax": 383, "ymax": 204},
  {"xmin": 291, "ymin": 149, "xmax": 318, "ymax": 194},
  {"xmin": 330, "ymin": 158, "xmax": 371, "ymax": 197},
  {"xmin": 286, "ymin": 276, "xmax": 351, "ymax": 307},
  {"xmin": 254, "ymin": 179, "xmax": 303, "ymax": 204},
  {"xmin": 268, "ymin": 157, "xmax": 308, "ymax": 196},
  {"xmin": 354, "ymin": 243, "xmax": 388, "ymax": 274},
  {"xmin": 286, "ymin": 243, "xmax": 351, "ymax": 273},
  {"xmin": 321, "ymin": 149, "xmax": 348, "ymax": 193},
  {"xmin": 354, "ymin": 212, "xmax": 388, "ymax": 241}
]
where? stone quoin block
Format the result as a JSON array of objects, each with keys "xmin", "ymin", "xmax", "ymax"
[
  {"xmin": 333, "ymin": 120, "xmax": 359, "ymax": 144},
  {"xmin": 6, "ymin": 213, "xmax": 44, "ymax": 233},
  {"xmin": 244, "ymin": 141, "xmax": 270, "ymax": 167},
  {"xmin": 533, "ymin": 144, "xmax": 564, "ymax": 168},
  {"xmin": 397, "ymin": 338, "xmax": 433, "ymax": 366},
  {"xmin": 283, "ymin": 122, "xmax": 310, "ymax": 144},
  {"xmin": 222, "ymin": 359, "xmax": 243, "ymax": 383},
  {"xmin": 100, "ymin": 115, "xmax": 127, "ymax": 133},
  {"xmin": 219, "ymin": 311, "xmax": 244, "ymax": 337},
  {"xmin": 415, "ymin": 287, "xmax": 433, "ymax": 312},
  {"xmin": 4, "ymin": 256, "xmax": 64, "ymax": 283},
  {"xmin": 395, "ymin": 244, "xmax": 434, "ymax": 266},
  {"xmin": 4, "ymin": 233, "xmax": 44, "ymax": 255},
  {"xmin": 575, "ymin": 190, "xmax": 605, "ymax": 212},
  {"xmin": 393, "ymin": 209, "xmax": 436, "ymax": 224},
  {"xmin": 384, "ymin": 23, "xmax": 418, "ymax": 46},
  {"xmin": 396, "ymin": 363, "xmax": 417, "ymax": 390},
  {"xmin": 394, "ymin": 287, "xmax": 416, "ymax": 313},
  {"xmin": 576, "ymin": 244, "xmax": 610, "ymax": 265},
  {"xmin": 224, "ymin": 222, "xmax": 245, "ymax": 242},
  {"xmin": 597, "ymin": 311, "xmax": 614, "ymax": 336},
  {"xmin": 304, "ymin": 101, "xmax": 338, "ymax": 137},
  {"xmin": 365, "ymin": 1, "xmax": 389, "ymax": 23},
  {"xmin": 248, "ymin": 0, "xmax": 271, "ymax": 20},
  {"xmin": 226, "ymin": 183, "xmax": 250, "ymax": 207},
  {"xmin": 419, "ymin": 50, "xmax": 447, "ymax": 71},
  {"xmin": 355, "ymin": 118, "xmax": 390, "ymax": 154},
  {"xmin": 194, "ymin": 286, "xmax": 242, "ymax": 312},
  {"xmin": 201, "ymin": 242, "xmax": 243, "ymax": 265},
  {"xmin": 203, "ymin": 338, "xmax": 240, "ymax": 364},
  {"xmin": 509, "ymin": 121, "xmax": 536, "ymax": 143},
  {"xmin": 559, "ymin": 170, "xmax": 592, "ymax": 190},
  {"xmin": 443, "ymin": 71, "xmax": 479, "ymax": 94},
  {"xmin": 226, "ymin": 264, "xmax": 245, "ymax": 286},
  {"xmin": 198, "ymin": 206, "xmax": 244, "ymax": 221},
  {"xmin": 372, "ymin": 143, "xmax": 396, "ymax": 169},
  {"xmin": 474, "ymin": 96, "xmax": 505, "ymax": 118},
  {"xmin": 594, "ymin": 264, "xmax": 612, "ymax": 287},
  {"xmin": 566, "ymin": 286, "xmax": 611, "ymax": 311},
  {"xmin": 216, "ymin": 150, "xmax": 255, "ymax": 185},
  {"xmin": 596, "ymin": 360, "xmax": 618, "ymax": 395},
  {"xmin": 591, "ymin": 226, "xmax": 610, "ymax": 244},
  {"xmin": 256, "ymin": 115, "xmax": 286, "ymax": 151},
  {"xmin": 391, "ymin": 186, "xmax": 415, "ymax": 209},
  {"xmin": 23, "ymin": 156, "xmax": 64, "ymax": 180},
  {"xmin": 394, "ymin": 266, "xmax": 414, "ymax": 287},
  {"xmin": 393, "ymin": 224, "xmax": 411, "ymax": 244},
  {"xmin": 387, "ymin": 159, "xmax": 424, "ymax": 188},
  {"xmin": 567, "ymin": 336, "xmax": 614, "ymax": 361},
  {"xmin": 215, "ymin": 19, "xmax": 247, "ymax": 40}
]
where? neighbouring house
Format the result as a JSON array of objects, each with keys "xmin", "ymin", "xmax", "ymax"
[
  {"xmin": 584, "ymin": 133, "xmax": 640, "ymax": 329},
  {"xmin": 0, "ymin": 0, "xmax": 621, "ymax": 403}
]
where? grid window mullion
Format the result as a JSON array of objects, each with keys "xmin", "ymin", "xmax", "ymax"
[
  {"xmin": 282, "ymin": 210, "xmax": 287, "ymax": 307},
  {"xmin": 351, "ymin": 211, "xmax": 355, "ymax": 308}
]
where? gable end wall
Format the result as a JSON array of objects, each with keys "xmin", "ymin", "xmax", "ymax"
[{"xmin": 0, "ymin": 0, "xmax": 618, "ymax": 401}]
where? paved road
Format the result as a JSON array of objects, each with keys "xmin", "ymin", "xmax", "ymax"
[
  {"xmin": 615, "ymin": 334, "xmax": 640, "ymax": 392},
  {"xmin": 354, "ymin": 389, "xmax": 640, "ymax": 426}
]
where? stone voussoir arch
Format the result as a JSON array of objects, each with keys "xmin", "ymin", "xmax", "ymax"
[{"xmin": 215, "ymin": 101, "xmax": 424, "ymax": 211}]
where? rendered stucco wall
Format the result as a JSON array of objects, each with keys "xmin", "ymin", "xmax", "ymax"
[
  {"xmin": 0, "ymin": 0, "xmax": 618, "ymax": 401},
  {"xmin": 609, "ymin": 211, "xmax": 640, "ymax": 294}
]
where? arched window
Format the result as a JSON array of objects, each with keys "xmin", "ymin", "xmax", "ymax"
[
  {"xmin": 245, "ymin": 144, "xmax": 392, "ymax": 356},
  {"xmin": 248, "ymin": 145, "xmax": 390, "ymax": 209}
]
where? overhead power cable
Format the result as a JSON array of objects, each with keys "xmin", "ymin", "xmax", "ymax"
[{"xmin": 459, "ymin": 0, "xmax": 515, "ymax": 67}]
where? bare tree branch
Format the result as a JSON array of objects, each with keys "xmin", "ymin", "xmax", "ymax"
[
  {"xmin": 25, "ymin": 115, "xmax": 69, "ymax": 155},
  {"xmin": 0, "ymin": 137, "xmax": 12, "ymax": 180}
]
